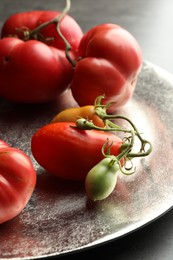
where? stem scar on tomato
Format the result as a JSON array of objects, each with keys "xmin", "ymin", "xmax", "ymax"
[{"xmin": 3, "ymin": 56, "xmax": 10, "ymax": 64}]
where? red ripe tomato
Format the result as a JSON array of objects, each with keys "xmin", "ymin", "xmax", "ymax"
[
  {"xmin": 70, "ymin": 23, "xmax": 142, "ymax": 112},
  {"xmin": 0, "ymin": 10, "xmax": 83, "ymax": 103},
  {"xmin": 1, "ymin": 11, "xmax": 83, "ymax": 55},
  {"xmin": 0, "ymin": 141, "xmax": 36, "ymax": 224},
  {"xmin": 0, "ymin": 37, "xmax": 73, "ymax": 103},
  {"xmin": 31, "ymin": 122, "xmax": 123, "ymax": 181}
]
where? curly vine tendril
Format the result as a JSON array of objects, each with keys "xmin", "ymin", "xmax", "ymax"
[{"xmin": 74, "ymin": 95, "xmax": 152, "ymax": 175}]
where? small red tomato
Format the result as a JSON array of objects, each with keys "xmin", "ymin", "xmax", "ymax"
[
  {"xmin": 0, "ymin": 141, "xmax": 36, "ymax": 224},
  {"xmin": 31, "ymin": 122, "xmax": 123, "ymax": 181}
]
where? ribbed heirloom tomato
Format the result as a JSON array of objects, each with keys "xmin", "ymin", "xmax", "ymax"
[
  {"xmin": 0, "ymin": 140, "xmax": 36, "ymax": 224},
  {"xmin": 31, "ymin": 122, "xmax": 123, "ymax": 181},
  {"xmin": 70, "ymin": 23, "xmax": 142, "ymax": 112},
  {"xmin": 0, "ymin": 10, "xmax": 83, "ymax": 103}
]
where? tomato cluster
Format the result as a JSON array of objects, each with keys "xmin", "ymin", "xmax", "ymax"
[
  {"xmin": 0, "ymin": 4, "xmax": 142, "ymax": 107},
  {"xmin": 0, "ymin": 1, "xmax": 148, "ymax": 224}
]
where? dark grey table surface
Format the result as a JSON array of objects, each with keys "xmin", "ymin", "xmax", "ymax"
[{"xmin": 0, "ymin": 1, "xmax": 173, "ymax": 260}]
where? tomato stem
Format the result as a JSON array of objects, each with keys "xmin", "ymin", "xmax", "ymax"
[
  {"xmin": 82, "ymin": 95, "xmax": 153, "ymax": 199},
  {"xmin": 56, "ymin": 0, "xmax": 76, "ymax": 67},
  {"xmin": 25, "ymin": 0, "xmax": 75, "ymax": 67},
  {"xmin": 75, "ymin": 95, "xmax": 152, "ymax": 166},
  {"xmin": 101, "ymin": 136, "xmax": 136, "ymax": 175},
  {"xmin": 76, "ymin": 118, "xmax": 132, "ymax": 133},
  {"xmin": 29, "ymin": 0, "xmax": 70, "ymax": 36},
  {"xmin": 94, "ymin": 95, "xmax": 152, "ymax": 158}
]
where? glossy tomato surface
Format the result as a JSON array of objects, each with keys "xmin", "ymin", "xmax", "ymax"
[
  {"xmin": 0, "ymin": 141, "xmax": 36, "ymax": 224},
  {"xmin": 31, "ymin": 122, "xmax": 123, "ymax": 181},
  {"xmin": 0, "ymin": 10, "xmax": 83, "ymax": 103},
  {"xmin": 71, "ymin": 23, "xmax": 142, "ymax": 111}
]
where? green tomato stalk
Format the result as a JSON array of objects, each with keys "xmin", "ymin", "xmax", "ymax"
[
  {"xmin": 76, "ymin": 95, "xmax": 152, "ymax": 160},
  {"xmin": 75, "ymin": 95, "xmax": 152, "ymax": 201},
  {"xmin": 20, "ymin": 0, "xmax": 75, "ymax": 67}
]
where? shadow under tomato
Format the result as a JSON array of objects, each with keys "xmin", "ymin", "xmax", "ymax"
[
  {"xmin": 35, "ymin": 168, "xmax": 85, "ymax": 197},
  {"xmin": 0, "ymin": 89, "xmax": 78, "ymax": 121}
]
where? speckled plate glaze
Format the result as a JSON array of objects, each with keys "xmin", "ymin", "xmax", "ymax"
[{"xmin": 0, "ymin": 60, "xmax": 173, "ymax": 260}]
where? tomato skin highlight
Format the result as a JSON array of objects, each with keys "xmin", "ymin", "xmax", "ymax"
[
  {"xmin": 50, "ymin": 105, "xmax": 104, "ymax": 127},
  {"xmin": 71, "ymin": 23, "xmax": 142, "ymax": 111},
  {"xmin": 31, "ymin": 122, "xmax": 123, "ymax": 181},
  {"xmin": 0, "ymin": 142, "xmax": 36, "ymax": 224},
  {"xmin": 0, "ymin": 140, "xmax": 9, "ymax": 149}
]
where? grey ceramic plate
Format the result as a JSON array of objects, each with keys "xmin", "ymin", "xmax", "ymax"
[{"xmin": 1, "ymin": 60, "xmax": 173, "ymax": 260}]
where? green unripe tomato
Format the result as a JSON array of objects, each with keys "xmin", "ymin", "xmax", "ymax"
[{"xmin": 85, "ymin": 157, "xmax": 119, "ymax": 201}]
